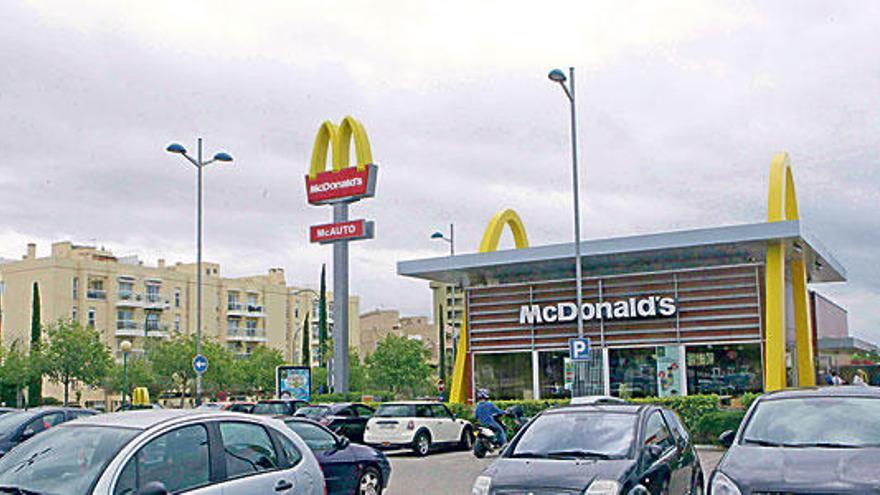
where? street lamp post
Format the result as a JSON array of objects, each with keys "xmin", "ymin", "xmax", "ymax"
[
  {"xmin": 120, "ymin": 340, "xmax": 132, "ymax": 408},
  {"xmin": 548, "ymin": 68, "xmax": 584, "ymax": 339},
  {"xmin": 430, "ymin": 225, "xmax": 455, "ymax": 398},
  {"xmin": 166, "ymin": 139, "xmax": 233, "ymax": 406}
]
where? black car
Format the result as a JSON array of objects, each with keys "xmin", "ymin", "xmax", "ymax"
[
  {"xmin": 473, "ymin": 403, "xmax": 702, "ymax": 495},
  {"xmin": 711, "ymin": 386, "xmax": 880, "ymax": 494},
  {"xmin": 0, "ymin": 406, "xmax": 97, "ymax": 457},
  {"xmin": 282, "ymin": 417, "xmax": 391, "ymax": 495},
  {"xmin": 252, "ymin": 398, "xmax": 309, "ymax": 416},
  {"xmin": 295, "ymin": 403, "xmax": 376, "ymax": 443}
]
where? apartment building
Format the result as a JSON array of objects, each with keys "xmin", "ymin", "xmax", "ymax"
[
  {"xmin": 288, "ymin": 288, "xmax": 360, "ymax": 366},
  {"xmin": 359, "ymin": 309, "xmax": 443, "ymax": 364},
  {"xmin": 0, "ymin": 241, "xmax": 360, "ymax": 403}
]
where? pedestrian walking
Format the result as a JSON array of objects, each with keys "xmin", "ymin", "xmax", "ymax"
[
  {"xmin": 831, "ymin": 370, "xmax": 845, "ymax": 386},
  {"xmin": 853, "ymin": 369, "xmax": 868, "ymax": 386}
]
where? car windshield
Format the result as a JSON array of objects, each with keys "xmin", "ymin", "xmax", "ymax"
[
  {"xmin": 0, "ymin": 412, "xmax": 28, "ymax": 439},
  {"xmin": 0, "ymin": 425, "xmax": 138, "ymax": 495},
  {"xmin": 375, "ymin": 404, "xmax": 415, "ymax": 417},
  {"xmin": 252, "ymin": 402, "xmax": 287, "ymax": 415},
  {"xmin": 741, "ymin": 396, "xmax": 880, "ymax": 448},
  {"xmin": 508, "ymin": 412, "xmax": 636, "ymax": 459},
  {"xmin": 295, "ymin": 406, "xmax": 330, "ymax": 418}
]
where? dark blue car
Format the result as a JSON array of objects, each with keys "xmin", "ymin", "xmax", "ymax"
[{"xmin": 282, "ymin": 416, "xmax": 391, "ymax": 495}]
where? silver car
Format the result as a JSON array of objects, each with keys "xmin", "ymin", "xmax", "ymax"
[{"xmin": 0, "ymin": 409, "xmax": 325, "ymax": 494}]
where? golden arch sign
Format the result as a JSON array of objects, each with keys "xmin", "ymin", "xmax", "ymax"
[
  {"xmin": 305, "ymin": 116, "xmax": 378, "ymax": 205},
  {"xmin": 448, "ymin": 208, "xmax": 530, "ymax": 403},
  {"xmin": 764, "ymin": 152, "xmax": 814, "ymax": 390}
]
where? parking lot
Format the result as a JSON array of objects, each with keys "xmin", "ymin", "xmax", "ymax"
[{"xmin": 384, "ymin": 447, "xmax": 724, "ymax": 494}]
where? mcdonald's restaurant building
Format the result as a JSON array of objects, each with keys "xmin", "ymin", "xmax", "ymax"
[{"xmin": 398, "ymin": 156, "xmax": 848, "ymax": 402}]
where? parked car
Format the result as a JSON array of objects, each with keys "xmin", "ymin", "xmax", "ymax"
[
  {"xmin": 282, "ymin": 417, "xmax": 391, "ymax": 495},
  {"xmin": 295, "ymin": 403, "xmax": 376, "ymax": 443},
  {"xmin": 711, "ymin": 386, "xmax": 880, "ymax": 494},
  {"xmin": 472, "ymin": 403, "xmax": 703, "ymax": 495},
  {"xmin": 253, "ymin": 399, "xmax": 310, "ymax": 416},
  {"xmin": 0, "ymin": 406, "xmax": 97, "ymax": 457},
  {"xmin": 225, "ymin": 401, "xmax": 256, "ymax": 414},
  {"xmin": 0, "ymin": 407, "xmax": 18, "ymax": 416},
  {"xmin": 0, "ymin": 409, "xmax": 325, "ymax": 494},
  {"xmin": 364, "ymin": 401, "xmax": 473, "ymax": 456}
]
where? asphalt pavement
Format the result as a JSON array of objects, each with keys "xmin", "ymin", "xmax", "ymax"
[{"xmin": 385, "ymin": 447, "xmax": 724, "ymax": 495}]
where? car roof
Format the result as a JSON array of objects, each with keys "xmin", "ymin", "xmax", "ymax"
[
  {"xmin": 760, "ymin": 385, "xmax": 880, "ymax": 400},
  {"xmin": 548, "ymin": 403, "xmax": 649, "ymax": 415},
  {"xmin": 378, "ymin": 401, "xmax": 442, "ymax": 406}
]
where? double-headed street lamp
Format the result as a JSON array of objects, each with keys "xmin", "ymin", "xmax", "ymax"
[
  {"xmin": 430, "ymin": 224, "xmax": 455, "ymax": 398},
  {"xmin": 166, "ymin": 138, "xmax": 233, "ymax": 406},
  {"xmin": 548, "ymin": 67, "xmax": 584, "ymax": 340}
]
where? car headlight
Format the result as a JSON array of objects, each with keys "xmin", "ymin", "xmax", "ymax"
[
  {"xmin": 472, "ymin": 475, "xmax": 492, "ymax": 495},
  {"xmin": 710, "ymin": 472, "xmax": 742, "ymax": 495},
  {"xmin": 585, "ymin": 480, "xmax": 620, "ymax": 495}
]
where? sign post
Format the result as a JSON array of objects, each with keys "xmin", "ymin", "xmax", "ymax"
[
  {"xmin": 192, "ymin": 354, "xmax": 209, "ymax": 374},
  {"xmin": 305, "ymin": 116, "xmax": 378, "ymax": 394}
]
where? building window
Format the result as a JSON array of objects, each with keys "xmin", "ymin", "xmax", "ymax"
[
  {"xmin": 246, "ymin": 319, "xmax": 258, "ymax": 331},
  {"xmin": 174, "ymin": 289, "xmax": 181, "ymax": 308},
  {"xmin": 474, "ymin": 352, "xmax": 534, "ymax": 400},
  {"xmin": 117, "ymin": 310, "xmax": 135, "ymax": 330},
  {"xmin": 71, "ymin": 306, "xmax": 78, "ymax": 322},
  {"xmin": 227, "ymin": 291, "xmax": 241, "ymax": 311},
  {"xmin": 87, "ymin": 307, "xmax": 96, "ymax": 328},
  {"xmin": 685, "ymin": 343, "xmax": 763, "ymax": 395},
  {"xmin": 87, "ymin": 279, "xmax": 105, "ymax": 300},
  {"xmin": 609, "ymin": 348, "xmax": 659, "ymax": 399},
  {"xmin": 538, "ymin": 351, "xmax": 571, "ymax": 399},
  {"xmin": 72, "ymin": 277, "xmax": 78, "ymax": 299},
  {"xmin": 146, "ymin": 312, "xmax": 160, "ymax": 332},
  {"xmin": 118, "ymin": 280, "xmax": 134, "ymax": 300},
  {"xmin": 174, "ymin": 315, "xmax": 181, "ymax": 332},
  {"xmin": 145, "ymin": 284, "xmax": 161, "ymax": 304}
]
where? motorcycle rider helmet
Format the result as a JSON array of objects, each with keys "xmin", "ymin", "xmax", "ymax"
[{"xmin": 476, "ymin": 388, "xmax": 490, "ymax": 401}]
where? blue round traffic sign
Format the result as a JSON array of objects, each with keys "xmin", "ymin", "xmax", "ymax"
[{"xmin": 193, "ymin": 354, "xmax": 209, "ymax": 374}]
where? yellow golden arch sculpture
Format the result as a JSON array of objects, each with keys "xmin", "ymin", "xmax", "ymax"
[
  {"xmin": 765, "ymin": 152, "xmax": 815, "ymax": 390},
  {"xmin": 449, "ymin": 209, "xmax": 529, "ymax": 403},
  {"xmin": 308, "ymin": 116, "xmax": 373, "ymax": 179}
]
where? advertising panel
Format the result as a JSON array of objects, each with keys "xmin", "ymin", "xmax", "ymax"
[
  {"xmin": 309, "ymin": 219, "xmax": 375, "ymax": 244},
  {"xmin": 656, "ymin": 345, "xmax": 685, "ymax": 397},
  {"xmin": 276, "ymin": 366, "xmax": 311, "ymax": 401},
  {"xmin": 305, "ymin": 164, "xmax": 378, "ymax": 205}
]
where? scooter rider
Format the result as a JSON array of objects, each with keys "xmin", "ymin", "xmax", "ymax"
[{"xmin": 474, "ymin": 388, "xmax": 506, "ymax": 445}]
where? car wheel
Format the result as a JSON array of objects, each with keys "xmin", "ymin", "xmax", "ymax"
[
  {"xmin": 358, "ymin": 466, "xmax": 382, "ymax": 495},
  {"xmin": 459, "ymin": 427, "xmax": 473, "ymax": 450},
  {"xmin": 412, "ymin": 431, "xmax": 431, "ymax": 456}
]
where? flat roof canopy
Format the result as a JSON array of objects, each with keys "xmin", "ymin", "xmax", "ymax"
[{"xmin": 398, "ymin": 220, "xmax": 845, "ymax": 287}]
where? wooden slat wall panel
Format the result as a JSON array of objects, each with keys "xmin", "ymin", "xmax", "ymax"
[{"xmin": 467, "ymin": 264, "xmax": 763, "ymax": 352}]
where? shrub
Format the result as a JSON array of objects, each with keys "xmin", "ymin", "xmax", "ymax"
[
  {"xmin": 693, "ymin": 409, "xmax": 745, "ymax": 444},
  {"xmin": 740, "ymin": 392, "xmax": 761, "ymax": 411},
  {"xmin": 631, "ymin": 395, "xmax": 721, "ymax": 433}
]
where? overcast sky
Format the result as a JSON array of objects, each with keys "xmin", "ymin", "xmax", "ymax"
[{"xmin": 1, "ymin": 1, "xmax": 878, "ymax": 340}]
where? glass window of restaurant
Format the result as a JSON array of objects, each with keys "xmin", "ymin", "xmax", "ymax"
[
  {"xmin": 609, "ymin": 347, "xmax": 658, "ymax": 399},
  {"xmin": 474, "ymin": 352, "xmax": 533, "ymax": 400},
  {"xmin": 538, "ymin": 351, "xmax": 571, "ymax": 399},
  {"xmin": 685, "ymin": 343, "xmax": 763, "ymax": 395}
]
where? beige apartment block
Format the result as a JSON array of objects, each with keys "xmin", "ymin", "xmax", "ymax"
[
  {"xmin": 430, "ymin": 282, "xmax": 460, "ymax": 360},
  {"xmin": 288, "ymin": 288, "xmax": 360, "ymax": 367},
  {"xmin": 359, "ymin": 309, "xmax": 443, "ymax": 364},
  {"xmin": 0, "ymin": 241, "xmax": 359, "ymax": 405}
]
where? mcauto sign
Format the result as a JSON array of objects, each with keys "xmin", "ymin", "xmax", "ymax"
[
  {"xmin": 310, "ymin": 219, "xmax": 375, "ymax": 244},
  {"xmin": 520, "ymin": 296, "xmax": 677, "ymax": 325}
]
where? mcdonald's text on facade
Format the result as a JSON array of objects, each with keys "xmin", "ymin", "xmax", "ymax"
[
  {"xmin": 309, "ymin": 219, "xmax": 375, "ymax": 244},
  {"xmin": 305, "ymin": 164, "xmax": 378, "ymax": 205}
]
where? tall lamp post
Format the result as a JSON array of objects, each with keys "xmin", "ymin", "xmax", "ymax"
[
  {"xmin": 430, "ymin": 225, "xmax": 455, "ymax": 399},
  {"xmin": 120, "ymin": 340, "xmax": 132, "ymax": 408},
  {"xmin": 166, "ymin": 139, "xmax": 233, "ymax": 406}
]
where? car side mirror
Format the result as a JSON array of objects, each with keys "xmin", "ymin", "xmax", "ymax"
[
  {"xmin": 719, "ymin": 430, "xmax": 735, "ymax": 448},
  {"xmin": 138, "ymin": 481, "xmax": 169, "ymax": 495},
  {"xmin": 337, "ymin": 436, "xmax": 350, "ymax": 449},
  {"xmin": 19, "ymin": 428, "xmax": 36, "ymax": 441}
]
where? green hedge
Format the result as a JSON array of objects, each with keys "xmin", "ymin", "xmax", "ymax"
[
  {"xmin": 693, "ymin": 410, "xmax": 746, "ymax": 444},
  {"xmin": 740, "ymin": 392, "xmax": 761, "ymax": 411},
  {"xmin": 311, "ymin": 391, "xmax": 395, "ymax": 403}
]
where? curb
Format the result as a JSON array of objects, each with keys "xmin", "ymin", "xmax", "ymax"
[{"xmin": 695, "ymin": 444, "xmax": 725, "ymax": 451}]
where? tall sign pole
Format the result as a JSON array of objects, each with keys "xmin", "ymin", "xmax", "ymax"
[{"xmin": 305, "ymin": 116, "xmax": 378, "ymax": 394}]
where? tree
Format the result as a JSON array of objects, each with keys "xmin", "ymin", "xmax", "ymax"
[
  {"xmin": 42, "ymin": 320, "xmax": 112, "ymax": 405},
  {"xmin": 349, "ymin": 350, "xmax": 368, "ymax": 392},
  {"xmin": 102, "ymin": 355, "xmax": 157, "ymax": 402},
  {"xmin": 149, "ymin": 333, "xmax": 236, "ymax": 405},
  {"xmin": 234, "ymin": 346, "xmax": 284, "ymax": 398},
  {"xmin": 301, "ymin": 313, "xmax": 311, "ymax": 366},
  {"xmin": 0, "ymin": 343, "xmax": 37, "ymax": 408},
  {"xmin": 318, "ymin": 265, "xmax": 328, "ymax": 366},
  {"xmin": 366, "ymin": 335, "xmax": 433, "ymax": 398},
  {"xmin": 28, "ymin": 282, "xmax": 41, "ymax": 406}
]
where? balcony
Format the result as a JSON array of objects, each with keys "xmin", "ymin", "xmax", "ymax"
[
  {"xmin": 146, "ymin": 329, "xmax": 170, "ymax": 338},
  {"xmin": 246, "ymin": 304, "xmax": 266, "ymax": 318},
  {"xmin": 116, "ymin": 292, "xmax": 143, "ymax": 308},
  {"xmin": 227, "ymin": 302, "xmax": 245, "ymax": 316},
  {"xmin": 227, "ymin": 327, "xmax": 267, "ymax": 342},
  {"xmin": 144, "ymin": 294, "xmax": 165, "ymax": 310},
  {"xmin": 115, "ymin": 320, "xmax": 143, "ymax": 337},
  {"xmin": 87, "ymin": 288, "xmax": 107, "ymax": 300}
]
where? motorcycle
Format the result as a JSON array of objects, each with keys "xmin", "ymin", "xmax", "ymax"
[{"xmin": 472, "ymin": 405, "xmax": 527, "ymax": 458}]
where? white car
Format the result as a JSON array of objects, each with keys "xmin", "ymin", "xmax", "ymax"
[
  {"xmin": 364, "ymin": 401, "xmax": 473, "ymax": 456},
  {"xmin": 0, "ymin": 409, "xmax": 325, "ymax": 495}
]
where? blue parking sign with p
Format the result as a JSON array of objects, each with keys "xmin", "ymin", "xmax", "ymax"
[{"xmin": 569, "ymin": 338, "xmax": 591, "ymax": 361}]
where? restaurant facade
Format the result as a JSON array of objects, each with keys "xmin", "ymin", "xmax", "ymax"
[{"xmin": 398, "ymin": 154, "xmax": 847, "ymax": 402}]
